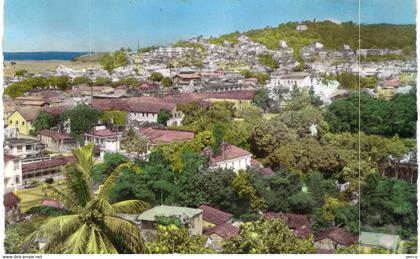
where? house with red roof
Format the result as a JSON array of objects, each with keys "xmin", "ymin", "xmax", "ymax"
[
  {"xmin": 84, "ymin": 126, "xmax": 120, "ymax": 159},
  {"xmin": 205, "ymin": 222, "xmax": 239, "ymax": 251},
  {"xmin": 39, "ymin": 129, "xmax": 77, "ymax": 151},
  {"xmin": 264, "ymin": 212, "xmax": 312, "ymax": 239},
  {"xmin": 91, "ymin": 96, "xmax": 185, "ymax": 126},
  {"xmin": 4, "ymin": 192, "xmax": 21, "ymax": 224},
  {"xmin": 21, "ymin": 156, "xmax": 76, "ymax": 186},
  {"xmin": 314, "ymin": 227, "xmax": 356, "ymax": 253},
  {"xmin": 198, "ymin": 204, "xmax": 233, "ymax": 229},
  {"xmin": 203, "ymin": 143, "xmax": 252, "ymax": 173},
  {"xmin": 41, "ymin": 199, "xmax": 64, "ymax": 209},
  {"xmin": 139, "ymin": 127, "xmax": 195, "ymax": 145}
]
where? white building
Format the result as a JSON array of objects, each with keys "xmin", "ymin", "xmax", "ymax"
[
  {"xmin": 99, "ymin": 139, "xmax": 121, "ymax": 161},
  {"xmin": 203, "ymin": 143, "xmax": 252, "ymax": 173},
  {"xmin": 4, "ymin": 155, "xmax": 23, "ymax": 191},
  {"xmin": 269, "ymin": 72, "xmax": 312, "ymax": 90}
]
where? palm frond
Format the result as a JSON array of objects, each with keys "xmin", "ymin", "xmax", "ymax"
[
  {"xmin": 103, "ymin": 216, "xmax": 145, "ymax": 253},
  {"xmin": 97, "ymin": 162, "xmax": 138, "ymax": 199},
  {"xmin": 63, "ymin": 223, "xmax": 90, "ymax": 253},
  {"xmin": 71, "ymin": 143, "xmax": 94, "ymax": 175},
  {"xmin": 71, "ymin": 144, "xmax": 95, "ymax": 192},
  {"xmin": 26, "ymin": 205, "xmax": 70, "ymax": 217},
  {"xmin": 61, "ymin": 163, "xmax": 93, "ymax": 207},
  {"xmin": 111, "ymin": 200, "xmax": 150, "ymax": 214},
  {"xmin": 25, "ymin": 215, "xmax": 82, "ymax": 251},
  {"xmin": 86, "ymin": 226, "xmax": 119, "ymax": 254},
  {"xmin": 95, "ymin": 229, "xmax": 119, "ymax": 254},
  {"xmin": 47, "ymin": 183, "xmax": 83, "ymax": 212},
  {"xmin": 85, "ymin": 198, "xmax": 114, "ymax": 215}
]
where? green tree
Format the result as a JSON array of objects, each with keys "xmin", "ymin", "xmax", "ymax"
[
  {"xmin": 47, "ymin": 75, "xmax": 72, "ymax": 90},
  {"xmin": 148, "ymin": 72, "xmax": 164, "ymax": 82},
  {"xmin": 31, "ymin": 111, "xmax": 57, "ymax": 136},
  {"xmin": 211, "ymin": 123, "xmax": 224, "ymax": 156},
  {"xmin": 404, "ymin": 236, "xmax": 418, "ymax": 254},
  {"xmin": 161, "ymin": 77, "xmax": 173, "ymax": 88},
  {"xmin": 360, "ymin": 173, "xmax": 417, "ymax": 239},
  {"xmin": 15, "ymin": 69, "xmax": 27, "ymax": 77},
  {"xmin": 72, "ymin": 76, "xmax": 91, "ymax": 85},
  {"xmin": 250, "ymin": 117, "xmax": 297, "ymax": 157},
  {"xmin": 223, "ymin": 219, "xmax": 316, "ymax": 254},
  {"xmin": 255, "ymin": 72, "xmax": 269, "ymax": 85},
  {"xmin": 100, "ymin": 110, "xmax": 127, "ymax": 125},
  {"xmin": 26, "ymin": 144, "xmax": 149, "ymax": 254},
  {"xmin": 285, "ymin": 86, "xmax": 312, "ymax": 111},
  {"xmin": 5, "ymin": 220, "xmax": 38, "ymax": 253},
  {"xmin": 94, "ymin": 77, "xmax": 112, "ymax": 85},
  {"xmin": 147, "ymin": 225, "xmax": 213, "ymax": 254},
  {"xmin": 100, "ymin": 50, "xmax": 128, "ymax": 72},
  {"xmin": 258, "ymin": 54, "xmax": 279, "ymax": 69},
  {"xmin": 309, "ymin": 86, "xmax": 323, "ymax": 107},
  {"xmin": 62, "ymin": 104, "xmax": 102, "ymax": 139},
  {"xmin": 231, "ymin": 171, "xmax": 267, "ymax": 212},
  {"xmin": 252, "ymin": 88, "xmax": 270, "ymax": 111},
  {"xmin": 121, "ymin": 127, "xmax": 149, "ymax": 154},
  {"xmin": 157, "ymin": 109, "xmax": 172, "ymax": 126}
]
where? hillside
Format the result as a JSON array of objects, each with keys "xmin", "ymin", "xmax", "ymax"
[
  {"xmin": 71, "ymin": 52, "xmax": 106, "ymax": 62},
  {"xmin": 209, "ymin": 20, "xmax": 415, "ymax": 54}
]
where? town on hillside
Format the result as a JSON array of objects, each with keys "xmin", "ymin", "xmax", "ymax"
[{"xmin": 3, "ymin": 20, "xmax": 418, "ymax": 255}]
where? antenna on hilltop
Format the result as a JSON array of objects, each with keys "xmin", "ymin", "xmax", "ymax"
[{"xmin": 137, "ymin": 40, "xmax": 140, "ymax": 50}]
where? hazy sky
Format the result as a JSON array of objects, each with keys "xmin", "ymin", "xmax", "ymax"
[{"xmin": 4, "ymin": 0, "xmax": 416, "ymax": 52}]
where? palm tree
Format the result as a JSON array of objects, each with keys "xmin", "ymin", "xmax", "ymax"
[{"xmin": 26, "ymin": 144, "xmax": 149, "ymax": 254}]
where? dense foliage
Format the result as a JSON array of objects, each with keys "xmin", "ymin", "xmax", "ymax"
[
  {"xmin": 326, "ymin": 90, "xmax": 417, "ymax": 137},
  {"xmin": 223, "ymin": 219, "xmax": 316, "ymax": 254},
  {"xmin": 100, "ymin": 50, "xmax": 128, "ymax": 72}
]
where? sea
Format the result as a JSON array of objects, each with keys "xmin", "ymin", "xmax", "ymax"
[{"xmin": 3, "ymin": 52, "xmax": 89, "ymax": 61}]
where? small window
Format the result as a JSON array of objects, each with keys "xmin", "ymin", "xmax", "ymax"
[
  {"xmin": 22, "ymin": 121, "xmax": 25, "ymax": 126},
  {"xmin": 15, "ymin": 176, "xmax": 20, "ymax": 184},
  {"xmin": 9, "ymin": 120, "xmax": 12, "ymax": 124}
]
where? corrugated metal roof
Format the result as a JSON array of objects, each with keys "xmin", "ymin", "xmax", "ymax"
[
  {"xmin": 136, "ymin": 205, "xmax": 202, "ymax": 221},
  {"xmin": 359, "ymin": 232, "xmax": 401, "ymax": 251}
]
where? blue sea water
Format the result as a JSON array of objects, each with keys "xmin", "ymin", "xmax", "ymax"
[{"xmin": 3, "ymin": 52, "xmax": 89, "ymax": 61}]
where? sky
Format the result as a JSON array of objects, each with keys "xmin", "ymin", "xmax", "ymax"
[{"xmin": 3, "ymin": 0, "xmax": 417, "ymax": 52}]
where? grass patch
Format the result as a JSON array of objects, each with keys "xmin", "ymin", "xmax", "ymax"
[{"xmin": 16, "ymin": 187, "xmax": 48, "ymax": 213}]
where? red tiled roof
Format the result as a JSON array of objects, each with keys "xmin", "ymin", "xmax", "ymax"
[
  {"xmin": 264, "ymin": 212, "xmax": 311, "ymax": 239},
  {"xmin": 41, "ymin": 199, "xmax": 64, "ymax": 209},
  {"xmin": 315, "ymin": 228, "xmax": 356, "ymax": 246},
  {"xmin": 383, "ymin": 79, "xmax": 400, "ymax": 88},
  {"xmin": 40, "ymin": 129, "xmax": 73, "ymax": 141},
  {"xmin": 199, "ymin": 204, "xmax": 233, "ymax": 225},
  {"xmin": 250, "ymin": 159, "xmax": 274, "ymax": 176},
  {"xmin": 198, "ymin": 91, "xmax": 256, "ymax": 101},
  {"xmin": 203, "ymin": 143, "xmax": 251, "ymax": 164},
  {"xmin": 4, "ymin": 192, "xmax": 20, "ymax": 211},
  {"xmin": 43, "ymin": 105, "xmax": 74, "ymax": 116},
  {"xmin": 138, "ymin": 82, "xmax": 160, "ymax": 90},
  {"xmin": 174, "ymin": 73, "xmax": 201, "ymax": 80},
  {"xmin": 91, "ymin": 97, "xmax": 176, "ymax": 113},
  {"xmin": 16, "ymin": 107, "xmax": 42, "ymax": 121},
  {"xmin": 94, "ymin": 129, "xmax": 117, "ymax": 137},
  {"xmin": 4, "ymin": 154, "xmax": 17, "ymax": 162},
  {"xmin": 139, "ymin": 128, "xmax": 195, "ymax": 144},
  {"xmin": 22, "ymin": 156, "xmax": 75, "ymax": 174},
  {"xmin": 205, "ymin": 222, "xmax": 239, "ymax": 240},
  {"xmin": 259, "ymin": 167, "xmax": 275, "ymax": 176}
]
